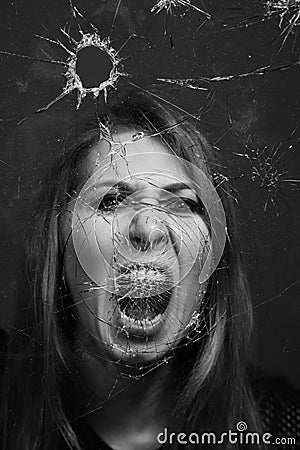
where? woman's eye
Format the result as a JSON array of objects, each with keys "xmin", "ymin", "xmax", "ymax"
[
  {"xmin": 166, "ymin": 197, "xmax": 204, "ymax": 215},
  {"xmin": 97, "ymin": 193, "xmax": 125, "ymax": 213}
]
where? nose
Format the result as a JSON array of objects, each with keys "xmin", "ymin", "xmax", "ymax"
[{"xmin": 128, "ymin": 206, "xmax": 168, "ymax": 252}]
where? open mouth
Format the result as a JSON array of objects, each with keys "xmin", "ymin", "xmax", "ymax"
[
  {"xmin": 116, "ymin": 289, "xmax": 173, "ymax": 335},
  {"xmin": 118, "ymin": 288, "xmax": 172, "ymax": 319},
  {"xmin": 112, "ymin": 262, "xmax": 175, "ymax": 335}
]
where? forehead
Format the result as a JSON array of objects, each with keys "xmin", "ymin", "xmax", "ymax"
[{"xmin": 83, "ymin": 128, "xmax": 191, "ymax": 185}]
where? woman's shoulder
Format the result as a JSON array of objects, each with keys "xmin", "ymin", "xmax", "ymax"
[{"xmin": 248, "ymin": 367, "xmax": 300, "ymax": 448}]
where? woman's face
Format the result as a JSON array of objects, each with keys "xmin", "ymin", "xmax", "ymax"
[{"xmin": 62, "ymin": 128, "xmax": 213, "ymax": 365}]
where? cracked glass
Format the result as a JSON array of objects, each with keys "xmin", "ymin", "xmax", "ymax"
[{"xmin": 0, "ymin": 0, "xmax": 299, "ymax": 448}]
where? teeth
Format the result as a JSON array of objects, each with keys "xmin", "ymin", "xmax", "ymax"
[
  {"xmin": 115, "ymin": 264, "xmax": 172, "ymax": 298},
  {"xmin": 120, "ymin": 311, "xmax": 162, "ymax": 327}
]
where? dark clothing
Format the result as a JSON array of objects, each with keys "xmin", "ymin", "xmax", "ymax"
[
  {"xmin": 0, "ymin": 330, "xmax": 299, "ymax": 449},
  {"xmin": 251, "ymin": 372, "xmax": 300, "ymax": 449},
  {"xmin": 68, "ymin": 372, "xmax": 300, "ymax": 450}
]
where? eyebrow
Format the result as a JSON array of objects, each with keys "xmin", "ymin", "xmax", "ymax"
[{"xmin": 87, "ymin": 180, "xmax": 194, "ymax": 194}]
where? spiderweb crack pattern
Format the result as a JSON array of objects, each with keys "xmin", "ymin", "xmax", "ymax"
[
  {"xmin": 150, "ymin": 0, "xmax": 212, "ymax": 19},
  {"xmin": 233, "ymin": 130, "xmax": 300, "ymax": 211},
  {"xmin": 265, "ymin": 0, "xmax": 300, "ymax": 51},
  {"xmin": 50, "ymin": 31, "xmax": 124, "ymax": 108}
]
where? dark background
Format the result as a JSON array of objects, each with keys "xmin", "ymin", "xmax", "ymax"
[{"xmin": 0, "ymin": 0, "xmax": 299, "ymax": 387}]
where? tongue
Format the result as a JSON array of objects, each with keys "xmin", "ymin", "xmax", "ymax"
[{"xmin": 117, "ymin": 290, "xmax": 172, "ymax": 321}]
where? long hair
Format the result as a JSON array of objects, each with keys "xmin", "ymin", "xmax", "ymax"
[{"xmin": 0, "ymin": 91, "xmax": 264, "ymax": 449}]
